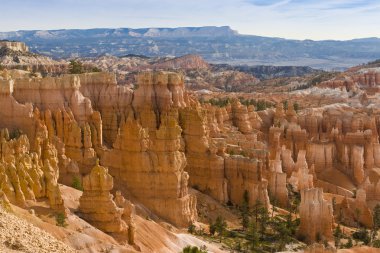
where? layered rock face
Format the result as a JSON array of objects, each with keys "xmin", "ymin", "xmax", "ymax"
[
  {"xmin": 0, "ymin": 70, "xmax": 198, "ymax": 227},
  {"xmin": 0, "ymin": 129, "xmax": 64, "ymax": 211},
  {"xmin": 101, "ymin": 72, "xmax": 197, "ymax": 227},
  {"xmin": 79, "ymin": 161, "xmax": 135, "ymax": 243},
  {"xmin": 318, "ymin": 71, "xmax": 380, "ymax": 91},
  {"xmin": 180, "ymin": 106, "xmax": 227, "ymax": 203},
  {"xmin": 179, "ymin": 96, "xmax": 270, "ymax": 208},
  {"xmin": 268, "ymin": 153, "xmax": 289, "ymax": 207},
  {"xmin": 0, "ymin": 41, "xmax": 29, "ymax": 52},
  {"xmin": 78, "ymin": 72, "xmax": 132, "ymax": 144},
  {"xmin": 298, "ymin": 188, "xmax": 334, "ymax": 243}
]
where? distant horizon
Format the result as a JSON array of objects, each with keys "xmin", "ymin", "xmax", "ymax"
[
  {"xmin": 1, "ymin": 0, "xmax": 379, "ymax": 41},
  {"xmin": 1, "ymin": 25, "xmax": 380, "ymax": 42}
]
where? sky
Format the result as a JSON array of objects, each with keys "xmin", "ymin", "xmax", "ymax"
[{"xmin": 0, "ymin": 0, "xmax": 379, "ymax": 40}]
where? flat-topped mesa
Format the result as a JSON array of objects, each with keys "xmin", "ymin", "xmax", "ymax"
[
  {"xmin": 298, "ymin": 188, "xmax": 334, "ymax": 243},
  {"xmin": 79, "ymin": 160, "xmax": 134, "ymax": 243},
  {"xmin": 0, "ymin": 41, "xmax": 29, "ymax": 52}
]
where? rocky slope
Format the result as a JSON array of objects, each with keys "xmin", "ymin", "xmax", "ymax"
[{"xmin": 0, "ymin": 205, "xmax": 76, "ymax": 253}]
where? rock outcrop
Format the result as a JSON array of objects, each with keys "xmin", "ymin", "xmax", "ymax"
[
  {"xmin": 0, "ymin": 130, "xmax": 64, "ymax": 212},
  {"xmin": 298, "ymin": 188, "xmax": 334, "ymax": 243},
  {"xmin": 79, "ymin": 160, "xmax": 134, "ymax": 243},
  {"xmin": 0, "ymin": 41, "xmax": 29, "ymax": 52},
  {"xmin": 101, "ymin": 72, "xmax": 197, "ymax": 227}
]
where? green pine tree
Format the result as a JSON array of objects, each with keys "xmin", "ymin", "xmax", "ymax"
[{"xmin": 241, "ymin": 190, "xmax": 250, "ymax": 230}]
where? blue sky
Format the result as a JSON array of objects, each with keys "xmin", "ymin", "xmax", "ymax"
[{"xmin": 0, "ymin": 0, "xmax": 379, "ymax": 40}]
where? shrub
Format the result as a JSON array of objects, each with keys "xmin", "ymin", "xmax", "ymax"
[
  {"xmin": 353, "ymin": 228, "xmax": 370, "ymax": 245},
  {"xmin": 188, "ymin": 222, "xmax": 196, "ymax": 234},
  {"xmin": 256, "ymin": 100, "xmax": 267, "ymax": 111},
  {"xmin": 344, "ymin": 237, "xmax": 353, "ymax": 248},
  {"xmin": 373, "ymin": 239, "xmax": 380, "ymax": 248},
  {"xmin": 69, "ymin": 60, "xmax": 83, "ymax": 74},
  {"xmin": 71, "ymin": 176, "xmax": 83, "ymax": 191},
  {"xmin": 181, "ymin": 245, "xmax": 207, "ymax": 253},
  {"xmin": 293, "ymin": 102, "xmax": 300, "ymax": 112},
  {"xmin": 282, "ymin": 100, "xmax": 288, "ymax": 110},
  {"xmin": 209, "ymin": 222, "xmax": 216, "ymax": 235},
  {"xmin": 9, "ymin": 129, "xmax": 22, "ymax": 139},
  {"xmin": 91, "ymin": 66, "xmax": 101, "ymax": 72},
  {"xmin": 56, "ymin": 212, "xmax": 67, "ymax": 227}
]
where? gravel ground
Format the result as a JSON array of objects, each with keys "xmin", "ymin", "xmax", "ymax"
[{"xmin": 0, "ymin": 206, "xmax": 77, "ymax": 253}]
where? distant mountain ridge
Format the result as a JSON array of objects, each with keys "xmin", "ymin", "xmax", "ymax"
[
  {"xmin": 0, "ymin": 26, "xmax": 237, "ymax": 40},
  {"xmin": 1, "ymin": 26, "xmax": 379, "ymax": 69}
]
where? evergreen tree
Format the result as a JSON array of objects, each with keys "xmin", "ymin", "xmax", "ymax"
[
  {"xmin": 214, "ymin": 216, "xmax": 227, "ymax": 242},
  {"xmin": 344, "ymin": 237, "xmax": 353, "ymax": 248},
  {"xmin": 252, "ymin": 200, "xmax": 269, "ymax": 240},
  {"xmin": 182, "ymin": 245, "xmax": 207, "ymax": 253},
  {"xmin": 256, "ymin": 100, "xmax": 267, "ymax": 111},
  {"xmin": 69, "ymin": 60, "xmax": 84, "ymax": 74},
  {"xmin": 353, "ymin": 228, "xmax": 370, "ymax": 245},
  {"xmin": 91, "ymin": 66, "xmax": 101, "ymax": 72},
  {"xmin": 241, "ymin": 190, "xmax": 250, "ymax": 230},
  {"xmin": 334, "ymin": 224, "xmax": 343, "ymax": 248},
  {"xmin": 245, "ymin": 221, "xmax": 260, "ymax": 251},
  {"xmin": 354, "ymin": 208, "xmax": 361, "ymax": 228},
  {"xmin": 188, "ymin": 222, "xmax": 196, "ymax": 234},
  {"xmin": 372, "ymin": 204, "xmax": 380, "ymax": 244},
  {"xmin": 209, "ymin": 219, "xmax": 216, "ymax": 236},
  {"xmin": 71, "ymin": 176, "xmax": 83, "ymax": 191},
  {"xmin": 282, "ymin": 100, "xmax": 288, "ymax": 110},
  {"xmin": 55, "ymin": 212, "xmax": 67, "ymax": 227},
  {"xmin": 293, "ymin": 102, "xmax": 300, "ymax": 112}
]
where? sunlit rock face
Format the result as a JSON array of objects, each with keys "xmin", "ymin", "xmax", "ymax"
[
  {"xmin": 0, "ymin": 41, "xmax": 29, "ymax": 52},
  {"xmin": 0, "ymin": 130, "xmax": 64, "ymax": 212},
  {"xmin": 101, "ymin": 72, "xmax": 197, "ymax": 227},
  {"xmin": 298, "ymin": 188, "xmax": 334, "ymax": 243},
  {"xmin": 79, "ymin": 161, "xmax": 135, "ymax": 244}
]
